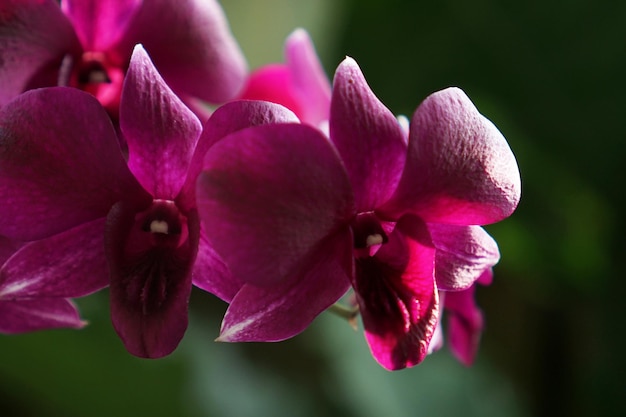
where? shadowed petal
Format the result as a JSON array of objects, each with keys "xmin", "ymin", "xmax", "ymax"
[
  {"xmin": 0, "ymin": 298, "xmax": 85, "ymax": 334},
  {"xmin": 197, "ymin": 123, "xmax": 354, "ymax": 288},
  {"xmin": 191, "ymin": 229, "xmax": 242, "ymax": 303},
  {"xmin": 61, "ymin": 0, "xmax": 141, "ymax": 51},
  {"xmin": 0, "ymin": 0, "xmax": 81, "ymax": 106},
  {"xmin": 355, "ymin": 215, "xmax": 439, "ymax": 370},
  {"xmin": 383, "ymin": 87, "xmax": 521, "ymax": 225},
  {"xmin": 0, "ymin": 218, "xmax": 109, "ymax": 299},
  {"xmin": 0, "ymin": 87, "xmax": 144, "ymax": 240},
  {"xmin": 330, "ymin": 57, "xmax": 407, "ymax": 212},
  {"xmin": 218, "ymin": 230, "xmax": 353, "ymax": 342},
  {"xmin": 118, "ymin": 0, "xmax": 247, "ymax": 103},
  {"xmin": 106, "ymin": 201, "xmax": 200, "ymax": 358},
  {"xmin": 444, "ymin": 284, "xmax": 484, "ymax": 366},
  {"xmin": 0, "ymin": 236, "xmax": 20, "ymax": 264},
  {"xmin": 121, "ymin": 45, "xmax": 202, "ymax": 200},
  {"xmin": 429, "ymin": 224, "xmax": 500, "ymax": 291}
]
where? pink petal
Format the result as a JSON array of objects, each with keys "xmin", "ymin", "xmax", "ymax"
[
  {"xmin": 106, "ymin": 201, "xmax": 199, "ymax": 358},
  {"xmin": 191, "ymin": 228, "xmax": 242, "ymax": 303},
  {"xmin": 383, "ymin": 87, "xmax": 521, "ymax": 225},
  {"xmin": 218, "ymin": 230, "xmax": 353, "ymax": 342},
  {"xmin": 0, "ymin": 0, "xmax": 81, "ymax": 106},
  {"xmin": 330, "ymin": 57, "xmax": 407, "ymax": 212},
  {"xmin": 0, "ymin": 87, "xmax": 144, "ymax": 241},
  {"xmin": 428, "ymin": 224, "xmax": 500, "ymax": 291},
  {"xmin": 0, "ymin": 236, "xmax": 20, "ymax": 264},
  {"xmin": 0, "ymin": 218, "xmax": 109, "ymax": 299},
  {"xmin": 121, "ymin": 45, "xmax": 202, "ymax": 200},
  {"xmin": 0, "ymin": 298, "xmax": 85, "ymax": 334},
  {"xmin": 61, "ymin": 0, "xmax": 141, "ymax": 51},
  {"xmin": 197, "ymin": 123, "xmax": 354, "ymax": 288},
  {"xmin": 355, "ymin": 215, "xmax": 439, "ymax": 370},
  {"xmin": 178, "ymin": 99, "xmax": 299, "ymax": 210},
  {"xmin": 444, "ymin": 285, "xmax": 484, "ymax": 366},
  {"xmin": 117, "ymin": 0, "xmax": 247, "ymax": 103}
]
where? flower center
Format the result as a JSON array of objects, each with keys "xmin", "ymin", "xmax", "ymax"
[
  {"xmin": 137, "ymin": 199, "xmax": 189, "ymax": 249},
  {"xmin": 351, "ymin": 212, "xmax": 388, "ymax": 258}
]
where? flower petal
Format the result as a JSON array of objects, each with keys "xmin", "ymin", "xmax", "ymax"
[
  {"xmin": 61, "ymin": 0, "xmax": 141, "ymax": 51},
  {"xmin": 354, "ymin": 214, "xmax": 439, "ymax": 370},
  {"xmin": 191, "ymin": 228, "xmax": 242, "ymax": 303},
  {"xmin": 383, "ymin": 87, "xmax": 521, "ymax": 225},
  {"xmin": 117, "ymin": 0, "xmax": 247, "ymax": 103},
  {"xmin": 0, "ymin": 0, "xmax": 81, "ymax": 106},
  {"xmin": 197, "ymin": 123, "xmax": 354, "ymax": 288},
  {"xmin": 330, "ymin": 57, "xmax": 407, "ymax": 211},
  {"xmin": 218, "ymin": 230, "xmax": 352, "ymax": 342},
  {"xmin": 121, "ymin": 45, "xmax": 202, "ymax": 200},
  {"xmin": 444, "ymin": 284, "xmax": 484, "ymax": 366},
  {"xmin": 0, "ymin": 87, "xmax": 144, "ymax": 240},
  {"xmin": 0, "ymin": 298, "xmax": 85, "ymax": 334},
  {"xmin": 106, "ymin": 201, "xmax": 200, "ymax": 358},
  {"xmin": 428, "ymin": 224, "xmax": 500, "ymax": 291},
  {"xmin": 178, "ymin": 99, "xmax": 299, "ymax": 210},
  {"xmin": 0, "ymin": 218, "xmax": 109, "ymax": 299},
  {"xmin": 0, "ymin": 236, "xmax": 20, "ymax": 265}
]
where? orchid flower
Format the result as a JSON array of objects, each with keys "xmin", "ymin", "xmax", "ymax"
[
  {"xmin": 238, "ymin": 28, "xmax": 331, "ymax": 128},
  {"xmin": 197, "ymin": 57, "xmax": 520, "ymax": 370},
  {"xmin": 0, "ymin": 235, "xmax": 84, "ymax": 334},
  {"xmin": 0, "ymin": 0, "xmax": 247, "ymax": 120},
  {"xmin": 0, "ymin": 44, "xmax": 293, "ymax": 357}
]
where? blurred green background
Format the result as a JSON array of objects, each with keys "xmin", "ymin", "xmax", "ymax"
[{"xmin": 1, "ymin": 0, "xmax": 624, "ymax": 416}]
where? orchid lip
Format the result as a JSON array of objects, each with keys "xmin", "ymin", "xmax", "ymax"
[{"xmin": 136, "ymin": 199, "xmax": 188, "ymax": 249}]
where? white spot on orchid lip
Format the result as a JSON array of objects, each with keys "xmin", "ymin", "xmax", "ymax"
[
  {"xmin": 150, "ymin": 220, "xmax": 169, "ymax": 234},
  {"xmin": 366, "ymin": 234, "xmax": 384, "ymax": 247}
]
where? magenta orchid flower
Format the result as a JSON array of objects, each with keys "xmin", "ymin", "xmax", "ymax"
[
  {"xmin": 0, "ymin": 235, "xmax": 85, "ymax": 334},
  {"xmin": 237, "ymin": 28, "xmax": 330, "ymax": 128},
  {"xmin": 0, "ymin": 0, "xmax": 247, "ymax": 120},
  {"xmin": 197, "ymin": 57, "xmax": 520, "ymax": 370},
  {"xmin": 0, "ymin": 45, "xmax": 291, "ymax": 357}
]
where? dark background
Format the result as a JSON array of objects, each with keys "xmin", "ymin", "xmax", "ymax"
[{"xmin": 1, "ymin": 1, "xmax": 624, "ymax": 416}]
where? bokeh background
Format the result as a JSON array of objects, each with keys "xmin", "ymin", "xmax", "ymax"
[{"xmin": 1, "ymin": 0, "xmax": 624, "ymax": 416}]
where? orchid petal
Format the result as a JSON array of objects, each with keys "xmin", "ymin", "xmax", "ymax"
[
  {"xmin": 383, "ymin": 87, "xmax": 521, "ymax": 225},
  {"xmin": 0, "ymin": 0, "xmax": 81, "ymax": 106},
  {"xmin": 444, "ymin": 285, "xmax": 484, "ymax": 366},
  {"xmin": 355, "ymin": 215, "xmax": 439, "ymax": 370},
  {"xmin": 191, "ymin": 228, "xmax": 242, "ymax": 303},
  {"xmin": 284, "ymin": 28, "xmax": 331, "ymax": 126},
  {"xmin": 179, "ymin": 99, "xmax": 299, "ymax": 210},
  {"xmin": 0, "ymin": 236, "xmax": 20, "ymax": 265},
  {"xmin": 0, "ymin": 87, "xmax": 143, "ymax": 240},
  {"xmin": 0, "ymin": 218, "xmax": 109, "ymax": 299},
  {"xmin": 118, "ymin": 0, "xmax": 247, "ymax": 103},
  {"xmin": 197, "ymin": 123, "xmax": 354, "ymax": 288},
  {"xmin": 0, "ymin": 298, "xmax": 85, "ymax": 334},
  {"xmin": 61, "ymin": 0, "xmax": 141, "ymax": 51},
  {"xmin": 330, "ymin": 57, "xmax": 407, "ymax": 211},
  {"xmin": 121, "ymin": 45, "xmax": 202, "ymax": 200},
  {"xmin": 218, "ymin": 230, "xmax": 352, "ymax": 342},
  {"xmin": 106, "ymin": 201, "xmax": 199, "ymax": 358},
  {"xmin": 429, "ymin": 224, "xmax": 500, "ymax": 291}
]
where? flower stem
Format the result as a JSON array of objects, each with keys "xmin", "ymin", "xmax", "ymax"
[{"xmin": 328, "ymin": 303, "xmax": 360, "ymax": 331}]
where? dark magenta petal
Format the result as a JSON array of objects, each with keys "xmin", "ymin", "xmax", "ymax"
[
  {"xmin": 0, "ymin": 218, "xmax": 109, "ymax": 298},
  {"xmin": 218, "ymin": 230, "xmax": 353, "ymax": 342},
  {"xmin": 428, "ymin": 224, "xmax": 500, "ymax": 291},
  {"xmin": 354, "ymin": 215, "xmax": 439, "ymax": 370},
  {"xmin": 330, "ymin": 57, "xmax": 407, "ymax": 212},
  {"xmin": 383, "ymin": 87, "xmax": 521, "ymax": 225},
  {"xmin": 121, "ymin": 45, "xmax": 202, "ymax": 200},
  {"xmin": 197, "ymin": 123, "xmax": 354, "ymax": 288},
  {"xmin": 178, "ymin": 99, "xmax": 299, "ymax": 210},
  {"xmin": 61, "ymin": 0, "xmax": 141, "ymax": 51},
  {"xmin": 0, "ymin": 87, "xmax": 143, "ymax": 240},
  {"xmin": 444, "ymin": 285, "xmax": 484, "ymax": 366},
  {"xmin": 106, "ymin": 201, "xmax": 200, "ymax": 358},
  {"xmin": 191, "ymin": 228, "xmax": 242, "ymax": 303},
  {"xmin": 117, "ymin": 0, "xmax": 247, "ymax": 103},
  {"xmin": 0, "ymin": 0, "xmax": 81, "ymax": 106},
  {"xmin": 0, "ymin": 298, "xmax": 84, "ymax": 334},
  {"xmin": 0, "ymin": 236, "xmax": 20, "ymax": 265}
]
